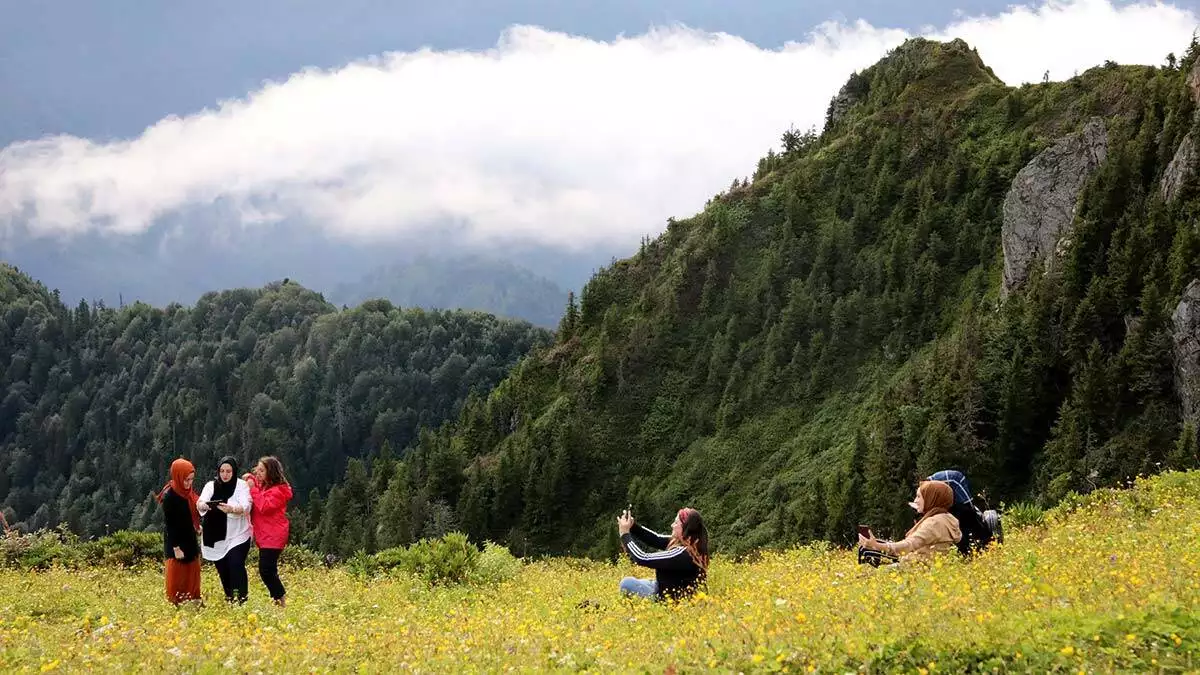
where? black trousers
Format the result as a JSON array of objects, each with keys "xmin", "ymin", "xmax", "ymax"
[
  {"xmin": 213, "ymin": 539, "xmax": 251, "ymax": 602},
  {"xmin": 258, "ymin": 547, "xmax": 286, "ymax": 600},
  {"xmin": 949, "ymin": 503, "xmax": 993, "ymax": 555}
]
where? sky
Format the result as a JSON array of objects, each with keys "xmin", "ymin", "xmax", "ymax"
[
  {"xmin": 0, "ymin": 0, "xmax": 1044, "ymax": 143},
  {"xmin": 1, "ymin": 0, "xmax": 1198, "ymax": 254}
]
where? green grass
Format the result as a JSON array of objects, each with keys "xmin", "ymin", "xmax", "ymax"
[{"xmin": 3, "ymin": 471, "xmax": 1199, "ymax": 673}]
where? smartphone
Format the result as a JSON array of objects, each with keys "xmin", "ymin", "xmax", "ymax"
[
  {"xmin": 207, "ymin": 500, "xmax": 226, "ymax": 506},
  {"xmin": 857, "ymin": 525, "xmax": 873, "ymax": 538}
]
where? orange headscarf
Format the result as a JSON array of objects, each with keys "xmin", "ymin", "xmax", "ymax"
[
  {"xmin": 905, "ymin": 480, "xmax": 954, "ymax": 537},
  {"xmin": 157, "ymin": 458, "xmax": 200, "ymax": 531}
]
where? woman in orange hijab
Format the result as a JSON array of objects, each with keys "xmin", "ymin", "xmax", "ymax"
[
  {"xmin": 158, "ymin": 458, "xmax": 202, "ymax": 605},
  {"xmin": 859, "ymin": 480, "xmax": 961, "ymax": 561}
]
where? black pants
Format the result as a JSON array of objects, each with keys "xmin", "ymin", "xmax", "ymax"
[
  {"xmin": 950, "ymin": 503, "xmax": 993, "ymax": 555},
  {"xmin": 258, "ymin": 547, "xmax": 286, "ymax": 600},
  {"xmin": 213, "ymin": 539, "xmax": 251, "ymax": 603}
]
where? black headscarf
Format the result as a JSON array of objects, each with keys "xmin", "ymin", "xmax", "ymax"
[{"xmin": 202, "ymin": 456, "xmax": 239, "ymax": 547}]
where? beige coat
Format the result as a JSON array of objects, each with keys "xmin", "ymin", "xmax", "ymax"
[{"xmin": 882, "ymin": 512, "xmax": 961, "ymax": 558}]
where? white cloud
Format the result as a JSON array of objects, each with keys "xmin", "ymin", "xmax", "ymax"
[{"xmin": 0, "ymin": 0, "xmax": 1195, "ymax": 249}]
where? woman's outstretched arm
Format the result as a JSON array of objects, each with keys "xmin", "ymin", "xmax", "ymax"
[
  {"xmin": 620, "ymin": 533, "xmax": 694, "ymax": 571},
  {"xmin": 629, "ymin": 523, "xmax": 671, "ymax": 550}
]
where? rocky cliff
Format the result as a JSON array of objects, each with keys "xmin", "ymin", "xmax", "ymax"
[
  {"xmin": 1174, "ymin": 279, "xmax": 1200, "ymax": 424},
  {"xmin": 1160, "ymin": 59, "xmax": 1200, "ymax": 203},
  {"xmin": 1001, "ymin": 118, "xmax": 1109, "ymax": 297},
  {"xmin": 1162, "ymin": 133, "xmax": 1197, "ymax": 203}
]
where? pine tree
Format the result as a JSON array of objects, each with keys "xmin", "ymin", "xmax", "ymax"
[
  {"xmin": 558, "ymin": 291, "xmax": 579, "ymax": 340},
  {"xmin": 375, "ymin": 464, "xmax": 412, "ymax": 550},
  {"xmin": 318, "ymin": 486, "xmax": 347, "ymax": 554},
  {"xmin": 827, "ymin": 431, "xmax": 867, "ymax": 546},
  {"xmin": 423, "ymin": 500, "xmax": 459, "ymax": 539},
  {"xmin": 769, "ymin": 479, "xmax": 789, "ymax": 543},
  {"xmin": 1169, "ymin": 423, "xmax": 1199, "ymax": 470},
  {"xmin": 303, "ymin": 488, "xmax": 324, "ymax": 548},
  {"xmin": 457, "ymin": 464, "xmax": 494, "ymax": 542}
]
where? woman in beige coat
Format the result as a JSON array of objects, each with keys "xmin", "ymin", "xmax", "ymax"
[{"xmin": 859, "ymin": 480, "xmax": 961, "ymax": 561}]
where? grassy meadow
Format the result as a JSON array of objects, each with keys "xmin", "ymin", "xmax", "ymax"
[{"xmin": 2, "ymin": 472, "xmax": 1199, "ymax": 673}]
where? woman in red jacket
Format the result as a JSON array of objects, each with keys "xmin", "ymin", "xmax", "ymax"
[{"xmin": 243, "ymin": 455, "xmax": 294, "ymax": 606}]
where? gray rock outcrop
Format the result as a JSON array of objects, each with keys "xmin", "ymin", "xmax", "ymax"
[
  {"xmin": 1001, "ymin": 117, "xmax": 1109, "ymax": 297},
  {"xmin": 1161, "ymin": 132, "xmax": 1197, "ymax": 203},
  {"xmin": 826, "ymin": 87, "xmax": 858, "ymax": 128},
  {"xmin": 1160, "ymin": 58, "xmax": 1200, "ymax": 203},
  {"xmin": 826, "ymin": 75, "xmax": 867, "ymax": 128},
  {"xmin": 1173, "ymin": 279, "xmax": 1200, "ymax": 424}
]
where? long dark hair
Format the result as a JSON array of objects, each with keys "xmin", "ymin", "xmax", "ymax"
[
  {"xmin": 668, "ymin": 507, "xmax": 710, "ymax": 573},
  {"xmin": 257, "ymin": 455, "xmax": 288, "ymax": 489}
]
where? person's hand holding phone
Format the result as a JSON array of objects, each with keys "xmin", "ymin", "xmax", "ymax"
[
  {"xmin": 616, "ymin": 507, "xmax": 634, "ymax": 535},
  {"xmin": 857, "ymin": 525, "xmax": 879, "ymax": 551}
]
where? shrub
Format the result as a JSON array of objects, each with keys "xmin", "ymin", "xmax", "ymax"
[
  {"xmin": 1046, "ymin": 489, "xmax": 1091, "ymax": 523},
  {"xmin": 358, "ymin": 533, "xmax": 522, "ymax": 586},
  {"xmin": 80, "ymin": 531, "xmax": 162, "ymax": 568},
  {"xmin": 280, "ymin": 545, "xmax": 324, "ymax": 570},
  {"xmin": 404, "ymin": 532, "xmax": 479, "ymax": 585},
  {"xmin": 1002, "ymin": 501, "xmax": 1046, "ymax": 530},
  {"xmin": 370, "ymin": 546, "xmax": 410, "ymax": 573},
  {"xmin": 345, "ymin": 550, "xmax": 378, "ymax": 578},
  {"xmin": 468, "ymin": 541, "xmax": 522, "ymax": 585},
  {"xmin": 3, "ymin": 528, "xmax": 161, "ymax": 570},
  {"xmin": 0, "ymin": 528, "xmax": 84, "ymax": 570},
  {"xmin": 0, "ymin": 527, "xmax": 337, "ymax": 572}
]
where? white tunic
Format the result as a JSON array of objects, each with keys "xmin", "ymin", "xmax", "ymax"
[{"xmin": 197, "ymin": 478, "xmax": 253, "ymax": 561}]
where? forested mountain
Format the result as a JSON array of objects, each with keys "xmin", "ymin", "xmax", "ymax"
[
  {"xmin": 0, "ymin": 268, "xmax": 551, "ymax": 536},
  {"xmin": 311, "ymin": 38, "xmax": 1200, "ymax": 559},
  {"xmin": 2, "ymin": 228, "xmax": 612, "ymax": 326},
  {"xmin": 330, "ymin": 256, "xmax": 569, "ymax": 328}
]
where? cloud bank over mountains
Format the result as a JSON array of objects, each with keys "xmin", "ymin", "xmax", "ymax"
[{"xmin": 0, "ymin": 0, "xmax": 1195, "ymax": 251}]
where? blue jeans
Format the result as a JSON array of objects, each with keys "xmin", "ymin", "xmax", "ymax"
[{"xmin": 619, "ymin": 576, "xmax": 658, "ymax": 599}]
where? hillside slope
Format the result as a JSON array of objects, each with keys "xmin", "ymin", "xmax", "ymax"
[
  {"xmin": 353, "ymin": 37, "xmax": 1200, "ymax": 557},
  {"xmin": 2, "ymin": 470, "xmax": 1198, "ymax": 672},
  {"xmin": 0, "ymin": 266, "xmax": 551, "ymax": 536}
]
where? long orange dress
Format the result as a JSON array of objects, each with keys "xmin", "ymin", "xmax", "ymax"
[{"xmin": 165, "ymin": 557, "xmax": 202, "ymax": 604}]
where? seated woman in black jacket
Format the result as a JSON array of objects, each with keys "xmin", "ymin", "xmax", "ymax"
[{"xmin": 617, "ymin": 506, "xmax": 709, "ymax": 601}]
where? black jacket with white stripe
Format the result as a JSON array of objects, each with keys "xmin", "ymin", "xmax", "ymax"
[{"xmin": 620, "ymin": 523, "xmax": 704, "ymax": 601}]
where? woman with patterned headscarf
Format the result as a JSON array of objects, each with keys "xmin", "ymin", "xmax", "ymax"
[
  {"xmin": 158, "ymin": 458, "xmax": 202, "ymax": 605},
  {"xmin": 197, "ymin": 456, "xmax": 253, "ymax": 604},
  {"xmin": 858, "ymin": 481, "xmax": 961, "ymax": 562},
  {"xmin": 616, "ymin": 506, "xmax": 710, "ymax": 601}
]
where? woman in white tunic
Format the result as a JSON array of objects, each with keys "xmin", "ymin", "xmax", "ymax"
[{"xmin": 197, "ymin": 456, "xmax": 253, "ymax": 604}]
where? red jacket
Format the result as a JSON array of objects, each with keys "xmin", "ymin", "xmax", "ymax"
[{"xmin": 247, "ymin": 477, "xmax": 293, "ymax": 549}]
